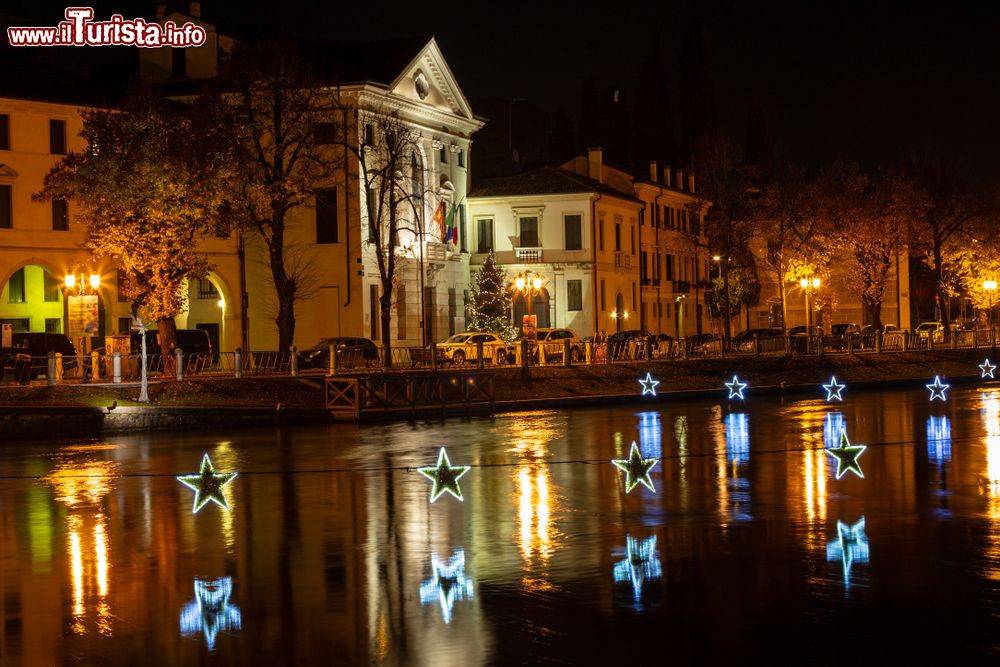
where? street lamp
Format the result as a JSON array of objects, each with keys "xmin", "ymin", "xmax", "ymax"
[
  {"xmin": 984, "ymin": 280, "xmax": 997, "ymax": 327},
  {"xmin": 712, "ymin": 254, "xmax": 732, "ymax": 348},
  {"xmin": 800, "ymin": 277, "xmax": 821, "ymax": 329},
  {"xmin": 512, "ymin": 270, "xmax": 544, "ymax": 333}
]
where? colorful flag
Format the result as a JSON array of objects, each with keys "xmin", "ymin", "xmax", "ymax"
[
  {"xmin": 444, "ymin": 204, "xmax": 457, "ymax": 245},
  {"xmin": 433, "ymin": 201, "xmax": 446, "ymax": 241}
]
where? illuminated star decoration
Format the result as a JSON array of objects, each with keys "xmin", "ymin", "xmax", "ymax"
[
  {"xmin": 826, "ymin": 517, "xmax": 869, "ymax": 589},
  {"xmin": 613, "ymin": 535, "xmax": 663, "ymax": 606},
  {"xmin": 177, "ymin": 454, "xmax": 238, "ymax": 513},
  {"xmin": 418, "ymin": 447, "xmax": 471, "ymax": 502},
  {"xmin": 179, "ymin": 577, "xmax": 242, "ymax": 651},
  {"xmin": 725, "ymin": 375, "xmax": 747, "ymax": 400},
  {"xmin": 638, "ymin": 372, "xmax": 660, "ymax": 396},
  {"xmin": 981, "ymin": 359, "xmax": 996, "ymax": 379},
  {"xmin": 822, "ymin": 375, "xmax": 846, "ymax": 402},
  {"xmin": 418, "ymin": 549, "xmax": 474, "ymax": 624},
  {"xmin": 825, "ymin": 430, "xmax": 867, "ymax": 480},
  {"xmin": 926, "ymin": 375, "xmax": 950, "ymax": 402},
  {"xmin": 611, "ymin": 441, "xmax": 659, "ymax": 493}
]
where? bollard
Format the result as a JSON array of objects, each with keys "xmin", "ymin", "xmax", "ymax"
[
  {"xmin": 901, "ymin": 331, "xmax": 908, "ymax": 352},
  {"xmin": 564, "ymin": 339, "xmax": 571, "ymax": 367},
  {"xmin": 175, "ymin": 348, "xmax": 184, "ymax": 381},
  {"xmin": 538, "ymin": 343, "xmax": 546, "ymax": 366},
  {"xmin": 235, "ymin": 347, "xmax": 243, "ymax": 378},
  {"xmin": 47, "ymin": 351, "xmax": 56, "ymax": 386},
  {"xmin": 431, "ymin": 343, "xmax": 438, "ymax": 371},
  {"xmin": 55, "ymin": 352, "xmax": 64, "ymax": 382},
  {"xmin": 91, "ymin": 350, "xmax": 99, "ymax": 382},
  {"xmin": 928, "ymin": 332, "xmax": 933, "ymax": 351},
  {"xmin": 585, "ymin": 340, "xmax": 592, "ymax": 364},
  {"xmin": 753, "ymin": 333, "xmax": 761, "ymax": 358},
  {"xmin": 113, "ymin": 351, "xmax": 122, "ymax": 383},
  {"xmin": 876, "ymin": 332, "xmax": 883, "ymax": 353},
  {"xmin": 477, "ymin": 340, "xmax": 484, "ymax": 369},
  {"xmin": 327, "ymin": 345, "xmax": 335, "ymax": 374},
  {"xmin": 290, "ymin": 346, "xmax": 299, "ymax": 376}
]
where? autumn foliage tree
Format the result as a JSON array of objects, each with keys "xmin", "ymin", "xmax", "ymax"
[{"xmin": 35, "ymin": 87, "xmax": 235, "ymax": 352}]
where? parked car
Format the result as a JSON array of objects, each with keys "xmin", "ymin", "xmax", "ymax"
[
  {"xmin": 788, "ymin": 325, "xmax": 825, "ymax": 353},
  {"xmin": 651, "ymin": 333, "xmax": 675, "ymax": 358},
  {"xmin": 436, "ymin": 332, "xmax": 508, "ymax": 364},
  {"xmin": 688, "ymin": 333, "xmax": 722, "ymax": 357},
  {"xmin": 299, "ymin": 336, "xmax": 378, "ymax": 369},
  {"xmin": 130, "ymin": 328, "xmax": 214, "ymax": 373},
  {"xmin": 733, "ymin": 327, "xmax": 783, "ymax": 352},
  {"xmin": 858, "ymin": 324, "xmax": 902, "ymax": 349},
  {"xmin": 915, "ymin": 321, "xmax": 945, "ymax": 342},
  {"xmin": 829, "ymin": 323, "xmax": 861, "ymax": 350},
  {"xmin": 606, "ymin": 330, "xmax": 653, "ymax": 360},
  {"xmin": 531, "ymin": 328, "xmax": 583, "ymax": 363},
  {"xmin": 2, "ymin": 332, "xmax": 78, "ymax": 381}
]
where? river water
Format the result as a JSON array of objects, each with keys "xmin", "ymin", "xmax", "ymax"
[{"xmin": 1, "ymin": 384, "xmax": 999, "ymax": 664}]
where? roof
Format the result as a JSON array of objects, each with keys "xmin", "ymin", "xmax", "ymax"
[
  {"xmin": 469, "ymin": 167, "xmax": 645, "ymax": 205},
  {"xmin": 0, "ymin": 51, "xmax": 135, "ymax": 106}
]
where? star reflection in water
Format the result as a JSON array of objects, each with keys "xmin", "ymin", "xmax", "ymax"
[
  {"xmin": 927, "ymin": 416, "xmax": 952, "ymax": 466},
  {"xmin": 612, "ymin": 535, "xmax": 662, "ymax": 610},
  {"xmin": 180, "ymin": 577, "xmax": 243, "ymax": 651},
  {"xmin": 826, "ymin": 517, "xmax": 869, "ymax": 590},
  {"xmin": 419, "ymin": 549, "xmax": 475, "ymax": 624}
]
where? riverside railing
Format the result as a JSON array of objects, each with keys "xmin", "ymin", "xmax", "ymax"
[{"xmin": 2, "ymin": 329, "xmax": 997, "ymax": 385}]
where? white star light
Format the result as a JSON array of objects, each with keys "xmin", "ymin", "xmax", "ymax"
[
  {"xmin": 638, "ymin": 372, "xmax": 660, "ymax": 396},
  {"xmin": 725, "ymin": 375, "xmax": 747, "ymax": 400},
  {"xmin": 823, "ymin": 376, "xmax": 845, "ymax": 402},
  {"xmin": 926, "ymin": 376, "xmax": 950, "ymax": 402},
  {"xmin": 980, "ymin": 359, "xmax": 996, "ymax": 379},
  {"xmin": 419, "ymin": 549, "xmax": 474, "ymax": 624}
]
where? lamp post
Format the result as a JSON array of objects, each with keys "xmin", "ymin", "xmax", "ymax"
[
  {"xmin": 64, "ymin": 271, "xmax": 101, "ymax": 380},
  {"xmin": 512, "ymin": 270, "xmax": 544, "ymax": 333},
  {"xmin": 800, "ymin": 277, "xmax": 821, "ymax": 329},
  {"xmin": 984, "ymin": 280, "xmax": 997, "ymax": 327}
]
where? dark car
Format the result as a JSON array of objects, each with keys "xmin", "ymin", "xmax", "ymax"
[
  {"xmin": 733, "ymin": 327, "xmax": 783, "ymax": 352},
  {"xmin": 788, "ymin": 325, "xmax": 824, "ymax": 353},
  {"xmin": 129, "ymin": 328, "xmax": 214, "ymax": 373},
  {"xmin": 607, "ymin": 330, "xmax": 653, "ymax": 360},
  {"xmin": 687, "ymin": 332, "xmax": 722, "ymax": 357},
  {"xmin": 829, "ymin": 323, "xmax": 860, "ymax": 350},
  {"xmin": 2, "ymin": 332, "xmax": 79, "ymax": 381},
  {"xmin": 299, "ymin": 337, "xmax": 379, "ymax": 370}
]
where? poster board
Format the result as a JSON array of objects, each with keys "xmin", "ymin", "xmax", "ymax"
[
  {"xmin": 68, "ymin": 295, "xmax": 99, "ymax": 337},
  {"xmin": 522, "ymin": 314, "xmax": 537, "ymax": 342}
]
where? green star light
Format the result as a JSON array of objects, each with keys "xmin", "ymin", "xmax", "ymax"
[
  {"xmin": 825, "ymin": 430, "xmax": 867, "ymax": 480},
  {"xmin": 612, "ymin": 441, "xmax": 659, "ymax": 493},
  {"xmin": 177, "ymin": 453, "xmax": 238, "ymax": 513},
  {"xmin": 418, "ymin": 447, "xmax": 471, "ymax": 502}
]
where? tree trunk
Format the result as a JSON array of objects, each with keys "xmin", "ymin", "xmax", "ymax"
[
  {"xmin": 269, "ymin": 239, "xmax": 297, "ymax": 352},
  {"xmin": 933, "ymin": 239, "xmax": 947, "ymax": 325},
  {"xmin": 864, "ymin": 296, "xmax": 883, "ymax": 330},
  {"xmin": 380, "ymin": 281, "xmax": 393, "ymax": 369},
  {"xmin": 157, "ymin": 317, "xmax": 178, "ymax": 375},
  {"xmin": 777, "ymin": 262, "xmax": 787, "ymax": 333}
]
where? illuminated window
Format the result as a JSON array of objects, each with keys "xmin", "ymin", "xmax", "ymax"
[
  {"xmin": 7, "ymin": 267, "xmax": 25, "ymax": 303},
  {"xmin": 476, "ymin": 218, "xmax": 493, "ymax": 253},
  {"xmin": 519, "ymin": 217, "xmax": 538, "ymax": 247}
]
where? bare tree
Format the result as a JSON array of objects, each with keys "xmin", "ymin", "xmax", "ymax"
[{"xmin": 214, "ymin": 37, "xmax": 343, "ymax": 351}]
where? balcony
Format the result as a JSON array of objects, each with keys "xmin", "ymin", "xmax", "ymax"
[
  {"xmin": 614, "ymin": 252, "xmax": 631, "ymax": 269},
  {"xmin": 515, "ymin": 247, "xmax": 543, "ymax": 263}
]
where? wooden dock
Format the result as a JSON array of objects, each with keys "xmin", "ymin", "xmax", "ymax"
[{"xmin": 325, "ymin": 372, "xmax": 495, "ymax": 421}]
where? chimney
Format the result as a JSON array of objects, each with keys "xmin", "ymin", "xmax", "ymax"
[
  {"xmin": 663, "ymin": 165, "xmax": 671, "ymax": 188},
  {"xmin": 648, "ymin": 160, "xmax": 658, "ymax": 183},
  {"xmin": 676, "ymin": 168, "xmax": 684, "ymax": 191},
  {"xmin": 155, "ymin": 2, "xmax": 167, "ymax": 20},
  {"xmin": 689, "ymin": 173, "xmax": 696, "ymax": 194},
  {"xmin": 189, "ymin": 2, "xmax": 201, "ymax": 18},
  {"xmin": 587, "ymin": 147, "xmax": 603, "ymax": 183}
]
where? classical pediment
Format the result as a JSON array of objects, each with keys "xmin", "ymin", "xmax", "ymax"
[
  {"xmin": 387, "ymin": 38, "xmax": 474, "ymax": 120},
  {"xmin": 0, "ymin": 164, "xmax": 18, "ymax": 179}
]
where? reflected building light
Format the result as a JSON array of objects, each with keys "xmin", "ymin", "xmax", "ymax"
[
  {"xmin": 803, "ymin": 448, "xmax": 827, "ymax": 526},
  {"xmin": 612, "ymin": 535, "xmax": 663, "ymax": 608},
  {"xmin": 826, "ymin": 517, "xmax": 869, "ymax": 589},
  {"xmin": 982, "ymin": 392, "xmax": 1000, "ymax": 488},
  {"xmin": 419, "ymin": 550, "xmax": 475, "ymax": 624},
  {"xmin": 927, "ymin": 416, "xmax": 952, "ymax": 466},
  {"xmin": 823, "ymin": 413, "xmax": 845, "ymax": 451},
  {"xmin": 180, "ymin": 577, "xmax": 243, "ymax": 651},
  {"xmin": 725, "ymin": 413, "xmax": 750, "ymax": 466},
  {"xmin": 69, "ymin": 521, "xmax": 84, "ymax": 623},
  {"xmin": 674, "ymin": 415, "xmax": 689, "ymax": 509},
  {"xmin": 638, "ymin": 412, "xmax": 663, "ymax": 459}
]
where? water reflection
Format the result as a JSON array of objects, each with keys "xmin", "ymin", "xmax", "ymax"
[
  {"xmin": 826, "ymin": 517, "xmax": 869, "ymax": 590},
  {"xmin": 981, "ymin": 391, "xmax": 1000, "ymax": 581},
  {"xmin": 927, "ymin": 416, "xmax": 952, "ymax": 466},
  {"xmin": 715, "ymin": 412, "xmax": 752, "ymax": 522},
  {"xmin": 638, "ymin": 412, "xmax": 662, "ymax": 458},
  {"xmin": 45, "ymin": 458, "xmax": 117, "ymax": 636},
  {"xmin": 419, "ymin": 550, "xmax": 475, "ymax": 625},
  {"xmin": 823, "ymin": 412, "xmax": 845, "ymax": 451},
  {"xmin": 612, "ymin": 534, "xmax": 662, "ymax": 609},
  {"xmin": 179, "ymin": 577, "xmax": 243, "ymax": 651}
]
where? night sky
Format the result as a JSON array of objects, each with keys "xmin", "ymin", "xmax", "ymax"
[{"xmin": 5, "ymin": 1, "xmax": 1000, "ymax": 176}]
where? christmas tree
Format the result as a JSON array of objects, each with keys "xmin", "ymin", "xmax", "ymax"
[{"xmin": 468, "ymin": 252, "xmax": 518, "ymax": 342}]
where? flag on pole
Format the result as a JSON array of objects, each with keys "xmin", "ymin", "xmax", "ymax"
[
  {"xmin": 444, "ymin": 203, "xmax": 457, "ymax": 245},
  {"xmin": 433, "ymin": 201, "xmax": 446, "ymax": 241}
]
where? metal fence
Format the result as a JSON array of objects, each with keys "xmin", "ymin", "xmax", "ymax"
[{"xmin": 2, "ymin": 329, "xmax": 996, "ymax": 386}]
